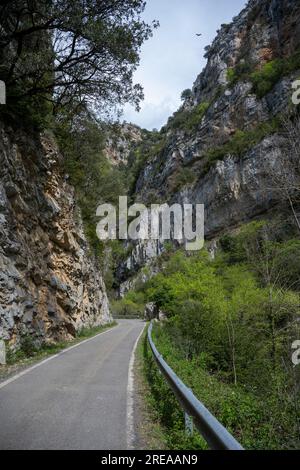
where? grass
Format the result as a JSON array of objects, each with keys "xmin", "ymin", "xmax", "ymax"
[
  {"xmin": 4, "ymin": 322, "xmax": 117, "ymax": 369},
  {"xmin": 142, "ymin": 324, "xmax": 207, "ymax": 450},
  {"xmin": 133, "ymin": 328, "xmax": 167, "ymax": 449}
]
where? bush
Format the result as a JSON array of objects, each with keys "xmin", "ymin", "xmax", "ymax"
[
  {"xmin": 181, "ymin": 88, "xmax": 192, "ymax": 101},
  {"xmin": 203, "ymin": 118, "xmax": 281, "ymax": 174},
  {"xmin": 19, "ymin": 334, "xmax": 38, "ymax": 357},
  {"xmin": 111, "ymin": 291, "xmax": 146, "ymax": 318},
  {"xmin": 251, "ymin": 51, "xmax": 300, "ymax": 98},
  {"xmin": 168, "ymin": 102, "xmax": 210, "ymax": 133},
  {"xmin": 139, "ymin": 228, "xmax": 300, "ymax": 448},
  {"xmin": 171, "ymin": 167, "xmax": 197, "ymax": 190},
  {"xmin": 226, "ymin": 49, "xmax": 300, "ymax": 97},
  {"xmin": 250, "ymin": 59, "xmax": 284, "ymax": 98},
  {"xmin": 150, "ymin": 324, "xmax": 295, "ymax": 450},
  {"xmin": 227, "ymin": 61, "xmax": 253, "ymax": 86},
  {"xmin": 185, "ymin": 102, "xmax": 210, "ymax": 130}
]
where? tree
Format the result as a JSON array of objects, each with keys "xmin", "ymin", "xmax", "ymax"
[
  {"xmin": 180, "ymin": 88, "xmax": 192, "ymax": 101},
  {"xmin": 0, "ymin": 1, "xmax": 158, "ymax": 116},
  {"xmin": 55, "ymin": 110, "xmax": 128, "ymax": 258},
  {"xmin": 264, "ymin": 115, "xmax": 300, "ymax": 233}
]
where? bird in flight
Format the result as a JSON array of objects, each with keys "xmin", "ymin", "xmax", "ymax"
[{"xmin": 196, "ymin": 33, "xmax": 202, "ymax": 36}]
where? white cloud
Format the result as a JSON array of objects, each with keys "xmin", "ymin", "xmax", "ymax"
[
  {"xmin": 123, "ymin": 0, "xmax": 247, "ymax": 130},
  {"xmin": 123, "ymin": 96, "xmax": 179, "ymax": 130}
]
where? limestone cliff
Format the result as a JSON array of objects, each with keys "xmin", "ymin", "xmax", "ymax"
[
  {"xmin": 103, "ymin": 123, "xmax": 143, "ymax": 166},
  {"xmin": 118, "ymin": 0, "xmax": 300, "ymax": 288},
  {"xmin": 0, "ymin": 122, "xmax": 111, "ymax": 347}
]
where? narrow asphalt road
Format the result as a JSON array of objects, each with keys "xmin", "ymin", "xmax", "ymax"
[{"xmin": 0, "ymin": 319, "xmax": 145, "ymax": 450}]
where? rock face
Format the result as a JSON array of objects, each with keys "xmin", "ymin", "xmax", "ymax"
[
  {"xmin": 0, "ymin": 122, "xmax": 111, "ymax": 347},
  {"xmin": 103, "ymin": 123, "xmax": 143, "ymax": 166},
  {"xmin": 144, "ymin": 303, "xmax": 167, "ymax": 321},
  {"xmin": 118, "ymin": 0, "xmax": 300, "ymax": 288}
]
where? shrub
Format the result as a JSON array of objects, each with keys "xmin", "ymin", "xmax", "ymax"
[
  {"xmin": 111, "ymin": 290, "xmax": 146, "ymax": 318},
  {"xmin": 203, "ymin": 118, "xmax": 281, "ymax": 174},
  {"xmin": 181, "ymin": 88, "xmax": 192, "ymax": 101},
  {"xmin": 185, "ymin": 102, "xmax": 210, "ymax": 130},
  {"xmin": 168, "ymin": 102, "xmax": 210, "ymax": 133},
  {"xmin": 19, "ymin": 334, "xmax": 38, "ymax": 357},
  {"xmin": 168, "ymin": 108, "xmax": 190, "ymax": 130},
  {"xmin": 227, "ymin": 61, "xmax": 253, "ymax": 86},
  {"xmin": 250, "ymin": 59, "xmax": 284, "ymax": 98},
  {"xmin": 172, "ymin": 167, "xmax": 197, "ymax": 190},
  {"xmin": 226, "ymin": 49, "xmax": 300, "ymax": 97},
  {"xmin": 139, "ymin": 228, "xmax": 300, "ymax": 449}
]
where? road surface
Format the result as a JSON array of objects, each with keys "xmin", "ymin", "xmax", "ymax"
[{"xmin": 0, "ymin": 319, "xmax": 145, "ymax": 450}]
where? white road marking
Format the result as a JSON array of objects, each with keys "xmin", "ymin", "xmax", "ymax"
[
  {"xmin": 0, "ymin": 323, "xmax": 119, "ymax": 391},
  {"xmin": 126, "ymin": 322, "xmax": 146, "ymax": 450}
]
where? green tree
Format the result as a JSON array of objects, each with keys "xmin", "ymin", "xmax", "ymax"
[
  {"xmin": 180, "ymin": 88, "xmax": 192, "ymax": 101},
  {"xmin": 0, "ymin": 0, "xmax": 158, "ymax": 119}
]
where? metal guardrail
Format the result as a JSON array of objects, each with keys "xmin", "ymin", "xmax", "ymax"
[{"xmin": 148, "ymin": 322, "xmax": 244, "ymax": 450}]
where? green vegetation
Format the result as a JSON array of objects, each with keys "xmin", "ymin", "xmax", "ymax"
[
  {"xmin": 203, "ymin": 118, "xmax": 280, "ymax": 174},
  {"xmin": 132, "ymin": 221, "xmax": 300, "ymax": 449},
  {"xmin": 134, "ymin": 329, "xmax": 167, "ymax": 449},
  {"xmin": 0, "ymin": 1, "xmax": 156, "ymax": 128},
  {"xmin": 143, "ymin": 330, "xmax": 206, "ymax": 449},
  {"xmin": 251, "ymin": 52, "xmax": 300, "ymax": 98},
  {"xmin": 55, "ymin": 115, "xmax": 129, "ymax": 267},
  {"xmin": 250, "ymin": 59, "xmax": 287, "ymax": 98},
  {"xmin": 5, "ymin": 322, "xmax": 117, "ymax": 367},
  {"xmin": 168, "ymin": 102, "xmax": 210, "ymax": 133},
  {"xmin": 227, "ymin": 50, "xmax": 300, "ymax": 98},
  {"xmin": 181, "ymin": 89, "xmax": 193, "ymax": 101},
  {"xmin": 171, "ymin": 167, "xmax": 197, "ymax": 191},
  {"xmin": 227, "ymin": 61, "xmax": 253, "ymax": 87},
  {"xmin": 111, "ymin": 291, "xmax": 145, "ymax": 318},
  {"xmin": 127, "ymin": 130, "xmax": 167, "ymax": 197}
]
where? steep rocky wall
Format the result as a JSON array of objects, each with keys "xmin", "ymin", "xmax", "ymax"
[
  {"xmin": 118, "ymin": 0, "xmax": 300, "ymax": 288},
  {"xmin": 0, "ymin": 122, "xmax": 111, "ymax": 347},
  {"xmin": 103, "ymin": 123, "xmax": 143, "ymax": 165}
]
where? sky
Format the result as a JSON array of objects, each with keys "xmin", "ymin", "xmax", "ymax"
[{"xmin": 122, "ymin": 0, "xmax": 248, "ymax": 130}]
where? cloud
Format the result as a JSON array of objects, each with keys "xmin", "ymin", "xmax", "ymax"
[
  {"xmin": 122, "ymin": 0, "xmax": 247, "ymax": 130},
  {"xmin": 122, "ymin": 97, "xmax": 179, "ymax": 130}
]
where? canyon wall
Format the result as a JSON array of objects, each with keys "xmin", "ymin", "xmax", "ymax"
[
  {"xmin": 0, "ymin": 122, "xmax": 111, "ymax": 347},
  {"xmin": 118, "ymin": 0, "xmax": 300, "ymax": 290}
]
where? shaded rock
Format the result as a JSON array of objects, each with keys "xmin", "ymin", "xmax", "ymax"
[{"xmin": 144, "ymin": 302, "xmax": 159, "ymax": 320}]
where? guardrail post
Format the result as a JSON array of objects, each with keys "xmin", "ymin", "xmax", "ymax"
[
  {"xmin": 0, "ymin": 340, "xmax": 6, "ymax": 365},
  {"xmin": 0, "ymin": 80, "xmax": 6, "ymax": 105},
  {"xmin": 185, "ymin": 412, "xmax": 193, "ymax": 436}
]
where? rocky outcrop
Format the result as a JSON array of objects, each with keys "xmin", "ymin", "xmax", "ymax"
[
  {"xmin": 0, "ymin": 122, "xmax": 111, "ymax": 348},
  {"xmin": 144, "ymin": 303, "xmax": 167, "ymax": 321},
  {"xmin": 118, "ymin": 0, "xmax": 300, "ymax": 288},
  {"xmin": 103, "ymin": 123, "xmax": 143, "ymax": 166}
]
